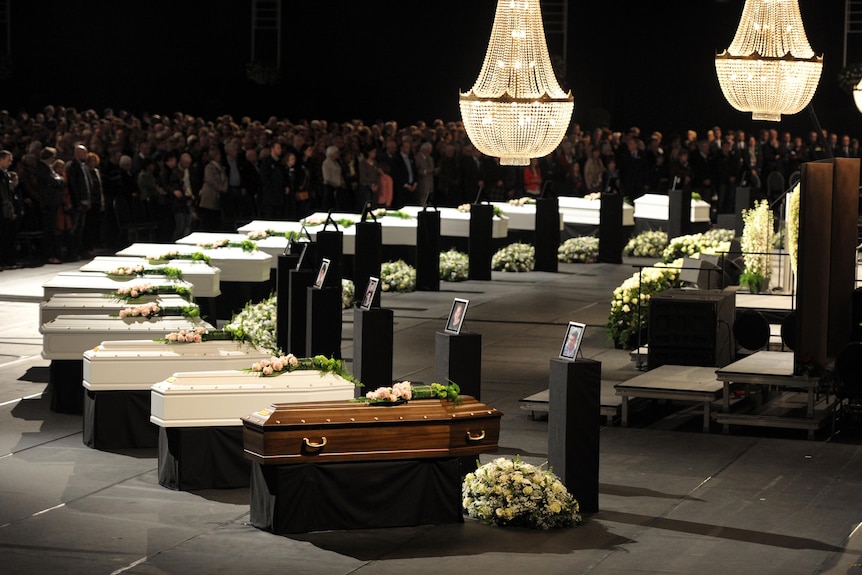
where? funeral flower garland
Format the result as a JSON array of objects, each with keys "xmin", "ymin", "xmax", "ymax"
[
  {"xmin": 660, "ymin": 229, "xmax": 734, "ymax": 263},
  {"xmin": 195, "ymin": 238, "xmax": 258, "ymax": 252},
  {"xmin": 439, "ymin": 249, "xmax": 469, "ymax": 282},
  {"xmin": 462, "ymin": 455, "xmax": 582, "ymax": 529},
  {"xmin": 223, "ymin": 294, "xmax": 279, "ymax": 355},
  {"xmin": 106, "ymin": 265, "xmax": 183, "ymax": 280},
  {"xmin": 492, "ymin": 242, "xmax": 535, "ymax": 272},
  {"xmin": 457, "ymin": 203, "xmax": 507, "ymax": 219},
  {"xmin": 557, "ymin": 236, "xmax": 599, "ymax": 264},
  {"xmin": 249, "ymin": 353, "xmax": 359, "ymax": 385},
  {"xmin": 109, "ymin": 282, "xmax": 192, "ymax": 301},
  {"xmin": 363, "ymin": 380, "xmax": 461, "ymax": 404},
  {"xmin": 146, "ymin": 251, "xmax": 211, "ymax": 265},
  {"xmin": 117, "ymin": 302, "xmax": 200, "ymax": 319}
]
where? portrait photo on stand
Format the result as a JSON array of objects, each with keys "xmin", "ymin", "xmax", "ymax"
[
  {"xmin": 445, "ymin": 298, "xmax": 470, "ymax": 334},
  {"xmin": 360, "ymin": 276, "xmax": 379, "ymax": 310},
  {"xmin": 313, "ymin": 258, "xmax": 330, "ymax": 289},
  {"xmin": 559, "ymin": 321, "xmax": 586, "ymax": 360}
]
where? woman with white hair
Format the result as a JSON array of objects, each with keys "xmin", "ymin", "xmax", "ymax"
[{"xmin": 321, "ymin": 145, "xmax": 346, "ymax": 211}]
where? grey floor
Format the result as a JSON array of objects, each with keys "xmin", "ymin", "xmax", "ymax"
[{"xmin": 1, "ymin": 260, "xmax": 862, "ymax": 575}]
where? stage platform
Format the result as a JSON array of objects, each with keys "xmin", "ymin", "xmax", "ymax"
[{"xmin": 1, "ymin": 259, "xmax": 862, "ymax": 575}]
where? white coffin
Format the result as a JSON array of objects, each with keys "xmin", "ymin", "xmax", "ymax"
[
  {"xmin": 175, "ymin": 232, "xmax": 287, "ymax": 270},
  {"xmin": 557, "ymin": 196, "xmax": 635, "ymax": 227},
  {"xmin": 42, "ymin": 273, "xmax": 194, "ymax": 301},
  {"xmin": 78, "ymin": 256, "xmax": 221, "ymax": 298},
  {"xmin": 83, "ymin": 339, "xmax": 271, "ymax": 391},
  {"xmin": 633, "ymin": 193, "xmax": 711, "ymax": 223},
  {"xmin": 116, "ymin": 242, "xmax": 272, "ymax": 282},
  {"xmin": 489, "ymin": 202, "xmax": 564, "ymax": 231},
  {"xmin": 150, "ymin": 369, "xmax": 356, "ymax": 427},
  {"xmin": 41, "ymin": 292, "xmax": 194, "ymax": 325},
  {"xmin": 240, "ymin": 215, "xmax": 419, "ymax": 253},
  {"xmin": 399, "ymin": 206, "xmax": 509, "ymax": 238},
  {"xmin": 41, "ymin": 315, "xmax": 214, "ymax": 360}
]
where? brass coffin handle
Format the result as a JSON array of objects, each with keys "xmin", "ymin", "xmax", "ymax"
[
  {"xmin": 302, "ymin": 436, "xmax": 327, "ymax": 450},
  {"xmin": 465, "ymin": 430, "xmax": 486, "ymax": 442}
]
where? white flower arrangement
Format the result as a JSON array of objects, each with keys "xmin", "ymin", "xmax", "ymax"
[
  {"xmin": 786, "ymin": 183, "xmax": 800, "ymax": 276},
  {"xmin": 439, "ymin": 249, "xmax": 470, "ymax": 282},
  {"xmin": 740, "ymin": 199, "xmax": 774, "ymax": 291},
  {"xmin": 457, "ymin": 203, "xmax": 507, "ymax": 219},
  {"xmin": 341, "ymin": 278, "xmax": 355, "ymax": 309},
  {"xmin": 380, "ymin": 260, "xmax": 416, "ymax": 292},
  {"xmin": 492, "ymin": 242, "xmax": 535, "ymax": 272},
  {"xmin": 623, "ymin": 230, "xmax": 668, "ymax": 258},
  {"xmin": 558, "ymin": 236, "xmax": 599, "ymax": 264},
  {"xmin": 107, "ymin": 264, "xmax": 144, "ymax": 276},
  {"xmin": 661, "ymin": 232, "xmax": 731, "ymax": 263},
  {"xmin": 462, "ymin": 456, "xmax": 582, "ymax": 529},
  {"xmin": 607, "ymin": 260, "xmax": 683, "ymax": 349},
  {"xmin": 583, "ymin": 192, "xmax": 602, "ymax": 201},
  {"xmin": 507, "ymin": 197, "xmax": 535, "ymax": 207},
  {"xmin": 223, "ymin": 294, "xmax": 280, "ymax": 355}
]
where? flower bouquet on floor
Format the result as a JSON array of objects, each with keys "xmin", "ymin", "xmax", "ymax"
[
  {"xmin": 439, "ymin": 249, "xmax": 469, "ymax": 282},
  {"xmin": 492, "ymin": 242, "xmax": 535, "ymax": 272},
  {"xmin": 380, "ymin": 260, "xmax": 416, "ymax": 292},
  {"xmin": 557, "ymin": 236, "xmax": 599, "ymax": 263},
  {"xmin": 462, "ymin": 455, "xmax": 582, "ymax": 529}
]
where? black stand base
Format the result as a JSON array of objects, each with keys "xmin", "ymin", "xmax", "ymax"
[
  {"xmin": 250, "ymin": 458, "xmax": 463, "ymax": 534},
  {"xmin": 157, "ymin": 426, "xmax": 249, "ymax": 491},
  {"xmin": 416, "ymin": 210, "xmax": 441, "ymax": 291},
  {"xmin": 599, "ymin": 192, "xmax": 624, "ymax": 264},
  {"xmin": 287, "ymin": 269, "xmax": 315, "ymax": 356},
  {"xmin": 305, "ymin": 286, "xmax": 342, "ymax": 359},
  {"xmin": 547, "ymin": 358, "xmax": 600, "ymax": 514},
  {"xmin": 668, "ymin": 189, "xmax": 693, "ymax": 239},
  {"xmin": 435, "ymin": 331, "xmax": 482, "ymax": 400},
  {"xmin": 353, "ymin": 308, "xmax": 394, "ymax": 389},
  {"xmin": 534, "ymin": 198, "xmax": 560, "ymax": 272},
  {"xmin": 49, "ymin": 360, "xmax": 83, "ymax": 414},
  {"xmin": 83, "ymin": 390, "xmax": 158, "ymax": 449},
  {"xmin": 354, "ymin": 221, "xmax": 383, "ymax": 307},
  {"xmin": 468, "ymin": 204, "xmax": 493, "ymax": 281}
]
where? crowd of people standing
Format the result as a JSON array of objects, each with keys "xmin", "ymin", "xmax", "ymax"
[{"xmin": 0, "ymin": 105, "xmax": 856, "ymax": 269}]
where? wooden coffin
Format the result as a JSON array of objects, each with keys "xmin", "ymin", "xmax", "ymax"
[
  {"xmin": 83, "ymin": 339, "xmax": 271, "ymax": 391},
  {"xmin": 242, "ymin": 396, "xmax": 502, "ymax": 465},
  {"xmin": 41, "ymin": 292, "xmax": 193, "ymax": 324},
  {"xmin": 151, "ymin": 370, "xmax": 356, "ymax": 427},
  {"xmin": 78, "ymin": 257, "xmax": 221, "ymax": 297}
]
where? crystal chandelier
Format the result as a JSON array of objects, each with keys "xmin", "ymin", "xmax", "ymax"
[
  {"xmin": 715, "ymin": 0, "xmax": 822, "ymax": 122},
  {"xmin": 854, "ymin": 79, "xmax": 862, "ymax": 114},
  {"xmin": 460, "ymin": 0, "xmax": 573, "ymax": 166}
]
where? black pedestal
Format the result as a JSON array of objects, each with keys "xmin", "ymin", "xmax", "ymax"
[
  {"xmin": 250, "ymin": 458, "xmax": 463, "ymax": 534},
  {"xmin": 599, "ymin": 192, "xmax": 624, "ymax": 264},
  {"xmin": 49, "ymin": 360, "xmax": 84, "ymax": 414},
  {"xmin": 734, "ymin": 187, "xmax": 751, "ymax": 237},
  {"xmin": 157, "ymin": 426, "xmax": 249, "ymax": 490},
  {"xmin": 354, "ymin": 221, "xmax": 383, "ymax": 308},
  {"xmin": 434, "ymin": 331, "xmax": 482, "ymax": 400},
  {"xmin": 305, "ymin": 286, "xmax": 342, "ymax": 359},
  {"xmin": 668, "ymin": 189, "xmax": 692, "ymax": 239},
  {"xmin": 534, "ymin": 197, "xmax": 560, "ymax": 272},
  {"xmin": 287, "ymin": 269, "xmax": 315, "ymax": 356},
  {"xmin": 416, "ymin": 210, "xmax": 441, "ymax": 291},
  {"xmin": 316, "ymin": 230, "xmax": 344, "ymax": 289},
  {"xmin": 547, "ymin": 358, "xmax": 600, "ymax": 514},
  {"xmin": 83, "ymin": 390, "xmax": 158, "ymax": 449},
  {"xmin": 468, "ymin": 204, "xmax": 493, "ymax": 281},
  {"xmin": 353, "ymin": 308, "xmax": 393, "ymax": 389},
  {"xmin": 276, "ymin": 253, "xmax": 301, "ymax": 354}
]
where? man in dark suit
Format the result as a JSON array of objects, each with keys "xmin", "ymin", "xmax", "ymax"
[
  {"xmin": 64, "ymin": 144, "xmax": 94, "ymax": 258},
  {"xmin": 390, "ymin": 136, "xmax": 416, "ymax": 209}
]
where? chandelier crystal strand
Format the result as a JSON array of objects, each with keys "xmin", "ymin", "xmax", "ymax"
[
  {"xmin": 460, "ymin": 0, "xmax": 573, "ymax": 166},
  {"xmin": 715, "ymin": 0, "xmax": 822, "ymax": 122}
]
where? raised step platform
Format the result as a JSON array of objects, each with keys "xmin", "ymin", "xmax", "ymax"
[{"xmin": 519, "ymin": 383, "xmax": 622, "ymax": 424}]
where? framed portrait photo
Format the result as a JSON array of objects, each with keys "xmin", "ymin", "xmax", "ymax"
[
  {"xmin": 559, "ymin": 321, "xmax": 586, "ymax": 361},
  {"xmin": 445, "ymin": 298, "xmax": 469, "ymax": 334},
  {"xmin": 313, "ymin": 258, "xmax": 330, "ymax": 289},
  {"xmin": 360, "ymin": 276, "xmax": 379, "ymax": 310}
]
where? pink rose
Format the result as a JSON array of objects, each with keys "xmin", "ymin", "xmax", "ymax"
[
  {"xmin": 262, "ymin": 366, "xmax": 273, "ymax": 376},
  {"xmin": 272, "ymin": 360, "xmax": 284, "ymax": 372},
  {"xmin": 252, "ymin": 362, "xmax": 262, "ymax": 372},
  {"xmin": 193, "ymin": 334, "xmax": 202, "ymax": 343}
]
